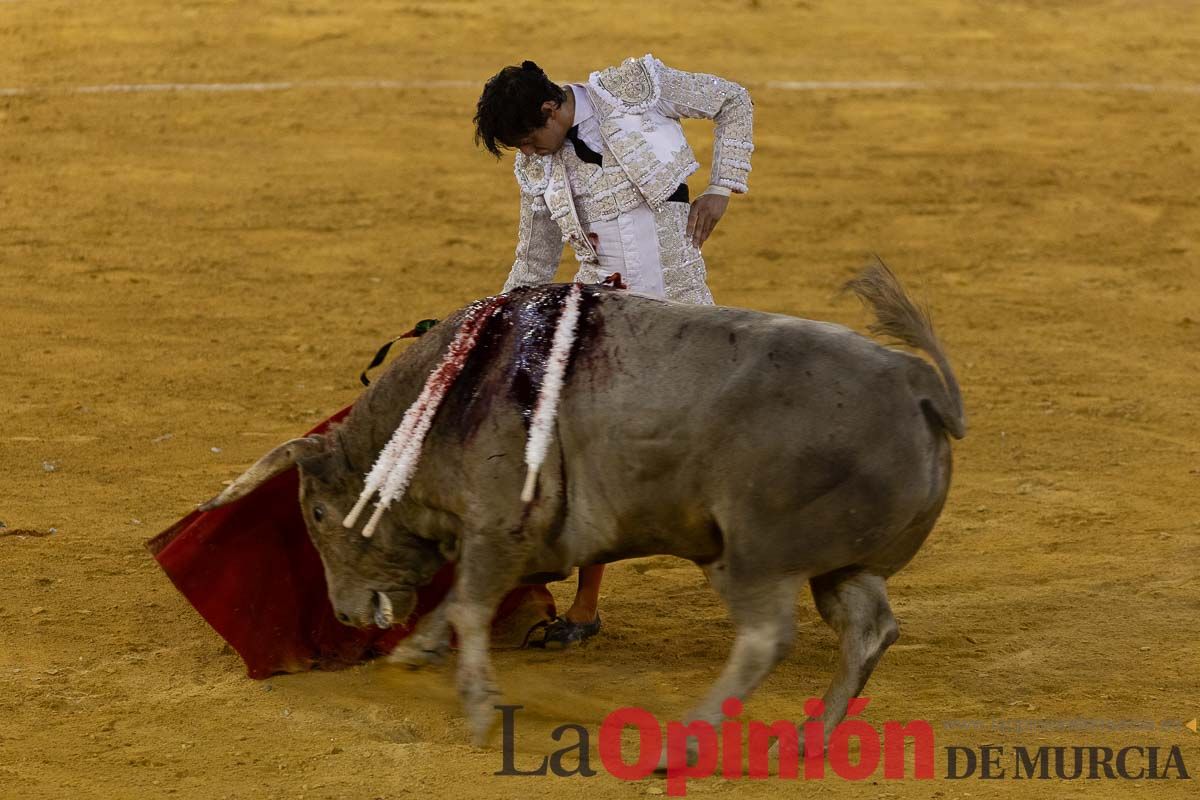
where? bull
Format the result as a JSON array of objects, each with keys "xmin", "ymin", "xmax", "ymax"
[{"xmin": 202, "ymin": 262, "xmax": 965, "ymax": 748}]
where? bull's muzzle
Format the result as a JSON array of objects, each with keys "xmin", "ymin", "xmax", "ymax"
[{"xmin": 332, "ymin": 589, "xmax": 416, "ymax": 630}]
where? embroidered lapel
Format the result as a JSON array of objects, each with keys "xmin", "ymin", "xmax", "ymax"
[{"xmin": 545, "ymin": 153, "xmax": 598, "ymax": 263}]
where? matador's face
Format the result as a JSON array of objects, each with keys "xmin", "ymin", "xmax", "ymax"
[{"xmin": 514, "ymin": 99, "xmax": 571, "ymax": 157}]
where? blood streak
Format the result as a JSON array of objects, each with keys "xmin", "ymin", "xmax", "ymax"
[
  {"xmin": 348, "ymin": 294, "xmax": 510, "ymax": 535},
  {"xmin": 601, "ymin": 272, "xmax": 627, "ymax": 290},
  {"xmin": 354, "ymin": 282, "xmax": 613, "ymax": 532},
  {"xmin": 506, "ymin": 286, "xmax": 572, "ymax": 425}
]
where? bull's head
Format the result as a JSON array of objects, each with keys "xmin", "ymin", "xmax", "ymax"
[{"xmin": 200, "ymin": 435, "xmax": 450, "ymax": 630}]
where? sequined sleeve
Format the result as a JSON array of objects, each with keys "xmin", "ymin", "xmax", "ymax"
[
  {"xmin": 502, "ymin": 189, "xmax": 564, "ymax": 292},
  {"xmin": 652, "ymin": 58, "xmax": 754, "ymax": 194}
]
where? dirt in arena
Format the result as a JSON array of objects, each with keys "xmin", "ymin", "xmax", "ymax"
[{"xmin": 2, "ymin": 1, "xmax": 1198, "ymax": 798}]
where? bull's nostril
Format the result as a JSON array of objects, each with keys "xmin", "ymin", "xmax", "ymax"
[{"xmin": 336, "ymin": 612, "xmax": 351, "ymax": 624}]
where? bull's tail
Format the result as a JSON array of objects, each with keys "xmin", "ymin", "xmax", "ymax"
[{"xmin": 843, "ymin": 258, "xmax": 966, "ymax": 439}]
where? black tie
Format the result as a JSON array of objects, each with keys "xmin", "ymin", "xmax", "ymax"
[{"xmin": 566, "ymin": 125, "xmax": 603, "ymax": 166}]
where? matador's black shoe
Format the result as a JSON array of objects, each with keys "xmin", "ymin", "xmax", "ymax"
[{"xmin": 523, "ymin": 614, "xmax": 602, "ymax": 649}]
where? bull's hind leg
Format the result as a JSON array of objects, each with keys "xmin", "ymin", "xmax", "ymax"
[
  {"xmin": 686, "ymin": 568, "xmax": 805, "ymax": 726},
  {"xmin": 808, "ymin": 569, "xmax": 899, "ymax": 741},
  {"xmin": 656, "ymin": 568, "xmax": 803, "ymax": 770}
]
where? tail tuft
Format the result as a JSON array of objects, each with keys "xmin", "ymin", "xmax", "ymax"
[{"xmin": 843, "ymin": 258, "xmax": 966, "ymax": 439}]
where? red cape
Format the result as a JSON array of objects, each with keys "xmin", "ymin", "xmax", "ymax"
[{"xmin": 147, "ymin": 408, "xmax": 554, "ymax": 679}]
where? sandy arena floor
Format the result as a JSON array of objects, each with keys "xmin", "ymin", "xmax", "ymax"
[{"xmin": 2, "ymin": 1, "xmax": 1198, "ymax": 797}]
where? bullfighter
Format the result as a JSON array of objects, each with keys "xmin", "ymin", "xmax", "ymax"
[{"xmin": 473, "ymin": 54, "xmax": 755, "ymax": 646}]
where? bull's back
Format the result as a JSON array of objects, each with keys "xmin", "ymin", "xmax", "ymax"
[{"xmin": 557, "ymin": 294, "xmax": 951, "ymax": 573}]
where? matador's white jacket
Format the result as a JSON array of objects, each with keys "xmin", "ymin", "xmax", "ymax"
[{"xmin": 502, "ymin": 54, "xmax": 754, "ymax": 305}]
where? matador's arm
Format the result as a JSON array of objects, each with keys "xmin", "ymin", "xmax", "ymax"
[
  {"xmin": 653, "ymin": 58, "xmax": 754, "ymax": 195},
  {"xmin": 502, "ymin": 158, "xmax": 564, "ymax": 293}
]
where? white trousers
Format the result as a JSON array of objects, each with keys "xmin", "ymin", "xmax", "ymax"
[
  {"xmin": 576, "ymin": 201, "xmax": 714, "ymax": 306},
  {"xmin": 583, "ymin": 205, "xmax": 667, "ymax": 298}
]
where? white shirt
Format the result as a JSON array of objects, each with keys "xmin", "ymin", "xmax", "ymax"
[
  {"xmin": 568, "ymin": 84, "xmax": 604, "ymax": 154},
  {"xmin": 569, "ymin": 84, "xmax": 605, "ymax": 156}
]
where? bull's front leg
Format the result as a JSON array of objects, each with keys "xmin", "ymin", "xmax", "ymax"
[
  {"xmin": 388, "ymin": 589, "xmax": 452, "ymax": 668},
  {"xmin": 447, "ymin": 598, "xmax": 500, "ymax": 746},
  {"xmin": 446, "ymin": 537, "xmax": 523, "ymax": 746}
]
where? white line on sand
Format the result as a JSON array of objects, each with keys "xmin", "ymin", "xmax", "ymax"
[
  {"xmin": 2, "ymin": 77, "xmax": 1199, "ymax": 98},
  {"xmin": 0, "ymin": 79, "xmax": 475, "ymax": 97},
  {"xmin": 765, "ymin": 79, "xmax": 1200, "ymax": 94}
]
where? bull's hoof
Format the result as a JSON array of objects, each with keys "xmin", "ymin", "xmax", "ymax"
[
  {"xmin": 654, "ymin": 741, "xmax": 701, "ymax": 774},
  {"xmin": 768, "ymin": 731, "xmax": 806, "ymax": 760},
  {"xmin": 463, "ymin": 688, "xmax": 501, "ymax": 746},
  {"xmin": 469, "ymin": 715, "xmax": 494, "ymax": 747},
  {"xmin": 387, "ymin": 639, "xmax": 449, "ymax": 669},
  {"xmin": 523, "ymin": 614, "xmax": 602, "ymax": 649}
]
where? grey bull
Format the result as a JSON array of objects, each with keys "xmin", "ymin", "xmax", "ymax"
[{"xmin": 202, "ymin": 262, "xmax": 965, "ymax": 747}]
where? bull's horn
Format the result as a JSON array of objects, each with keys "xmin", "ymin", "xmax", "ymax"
[
  {"xmin": 373, "ymin": 592, "xmax": 394, "ymax": 629},
  {"xmin": 198, "ymin": 436, "xmax": 324, "ymax": 511}
]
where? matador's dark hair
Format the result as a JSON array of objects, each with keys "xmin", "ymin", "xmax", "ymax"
[{"xmin": 474, "ymin": 60, "xmax": 566, "ymax": 158}]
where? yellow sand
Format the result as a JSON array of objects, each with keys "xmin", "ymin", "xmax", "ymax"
[{"xmin": 2, "ymin": 1, "xmax": 1198, "ymax": 797}]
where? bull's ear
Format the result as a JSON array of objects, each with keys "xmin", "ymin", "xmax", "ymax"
[{"xmin": 199, "ymin": 436, "xmax": 325, "ymax": 511}]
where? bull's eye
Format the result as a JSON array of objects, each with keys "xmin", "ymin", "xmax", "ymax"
[{"xmin": 312, "ymin": 504, "xmax": 325, "ymax": 522}]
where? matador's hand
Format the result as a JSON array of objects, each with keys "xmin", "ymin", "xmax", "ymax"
[{"xmin": 687, "ymin": 193, "xmax": 730, "ymax": 249}]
